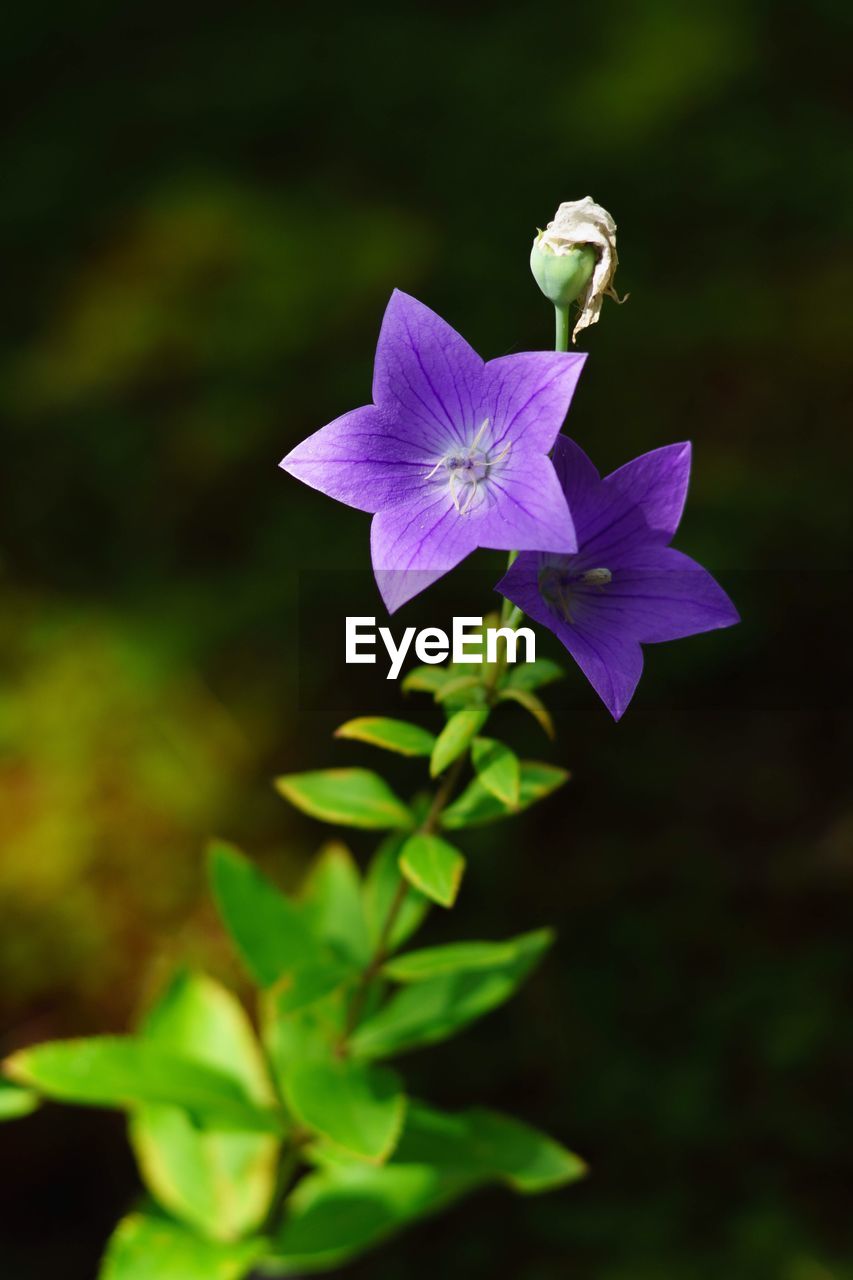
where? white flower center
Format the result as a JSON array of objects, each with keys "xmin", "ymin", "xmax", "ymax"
[{"xmin": 425, "ymin": 419, "xmax": 511, "ymax": 515}]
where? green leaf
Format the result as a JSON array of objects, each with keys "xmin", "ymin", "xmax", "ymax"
[
  {"xmin": 497, "ymin": 686, "xmax": 556, "ymax": 738},
  {"xmin": 505, "ymin": 659, "xmax": 565, "ymax": 692},
  {"xmin": 99, "ymin": 1210, "xmax": 263, "ymax": 1280},
  {"xmin": 0, "ymin": 1079, "xmax": 40, "ymax": 1121},
  {"xmin": 447, "ymin": 613, "xmax": 500, "ymax": 680},
  {"xmin": 429, "ymin": 706, "xmax": 489, "ymax": 777},
  {"xmin": 300, "ymin": 843, "xmax": 371, "ymax": 967},
  {"xmin": 433, "ymin": 674, "xmax": 483, "ymax": 704},
  {"xmin": 5, "ymin": 1038, "xmax": 283, "ymax": 1134},
  {"xmin": 497, "ymin": 686, "xmax": 556, "ymax": 739},
  {"xmin": 261, "ymin": 992, "xmax": 344, "ymax": 1102},
  {"xmin": 441, "ymin": 762, "xmax": 570, "ymax": 830},
  {"xmin": 401, "ymin": 665, "xmax": 452, "ymax": 695},
  {"xmin": 382, "ymin": 938, "xmax": 530, "ymax": 983},
  {"xmin": 471, "ymin": 737, "xmax": 520, "ymax": 808},
  {"xmin": 362, "ymin": 835, "xmax": 430, "ymax": 953},
  {"xmin": 209, "ymin": 843, "xmax": 352, "ymax": 1006},
  {"xmin": 349, "ymin": 929, "xmax": 554, "ymax": 1060},
  {"xmin": 395, "ymin": 1101, "xmax": 587, "ymax": 1193},
  {"xmin": 266, "ymin": 1096, "xmax": 584, "ymax": 1273},
  {"xmin": 398, "ymin": 834, "xmax": 465, "ymax": 909},
  {"xmin": 209, "ymin": 841, "xmax": 316, "ymax": 982},
  {"xmin": 129, "ymin": 971, "xmax": 278, "ymax": 1240},
  {"xmin": 138, "ymin": 972, "xmax": 274, "ymax": 1100},
  {"xmin": 284, "ymin": 1057, "xmax": 406, "ymax": 1163},
  {"xmin": 334, "ymin": 717, "xmax": 435, "ymax": 758},
  {"xmin": 267, "ymin": 1162, "xmax": 470, "ymax": 1273},
  {"xmin": 275, "ymin": 769, "xmax": 413, "ymax": 829}
]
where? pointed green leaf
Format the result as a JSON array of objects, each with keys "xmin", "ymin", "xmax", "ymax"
[
  {"xmin": 269, "ymin": 1162, "xmax": 469, "ymax": 1273},
  {"xmin": 334, "ymin": 717, "xmax": 435, "ymax": 758},
  {"xmin": 382, "ymin": 939, "xmax": 527, "ymax": 983},
  {"xmin": 362, "ymin": 835, "xmax": 430, "ymax": 953},
  {"xmin": 209, "ymin": 842, "xmax": 350, "ymax": 1004},
  {"xmin": 268, "ymin": 1095, "xmax": 584, "ymax": 1272},
  {"xmin": 276, "ymin": 769, "xmax": 413, "ymax": 829},
  {"xmin": 401, "ymin": 665, "xmax": 452, "ymax": 695},
  {"xmin": 441, "ymin": 762, "xmax": 570, "ymax": 830},
  {"xmin": 471, "ymin": 737, "xmax": 520, "ymax": 808},
  {"xmin": 139, "ymin": 971, "xmax": 274, "ymax": 1100},
  {"xmin": 429, "ymin": 706, "xmax": 489, "ymax": 777},
  {"xmin": 0, "ymin": 1080, "xmax": 39, "ymax": 1121},
  {"xmin": 395, "ymin": 1101, "xmax": 587, "ymax": 1193},
  {"xmin": 497, "ymin": 686, "xmax": 555, "ymax": 738},
  {"xmin": 505, "ymin": 659, "xmax": 565, "ymax": 692},
  {"xmin": 350, "ymin": 929, "xmax": 554, "ymax": 1060},
  {"xmin": 285, "ymin": 1057, "xmax": 406, "ymax": 1164},
  {"xmin": 300, "ymin": 843, "xmax": 371, "ymax": 967},
  {"xmin": 5, "ymin": 1038, "xmax": 283, "ymax": 1133},
  {"xmin": 209, "ymin": 840, "xmax": 315, "ymax": 982},
  {"xmin": 434, "ymin": 675, "xmax": 483, "ymax": 704},
  {"xmin": 99, "ymin": 1211, "xmax": 263, "ymax": 1280},
  {"xmin": 398, "ymin": 834, "xmax": 465, "ymax": 909},
  {"xmin": 129, "ymin": 971, "xmax": 278, "ymax": 1240}
]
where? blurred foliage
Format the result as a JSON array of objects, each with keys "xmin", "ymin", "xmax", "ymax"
[{"xmin": 1, "ymin": 0, "xmax": 851, "ymax": 1275}]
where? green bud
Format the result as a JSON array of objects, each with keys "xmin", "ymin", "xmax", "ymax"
[
  {"xmin": 530, "ymin": 198, "xmax": 624, "ymax": 348},
  {"xmin": 529, "ymin": 235, "xmax": 596, "ymax": 309}
]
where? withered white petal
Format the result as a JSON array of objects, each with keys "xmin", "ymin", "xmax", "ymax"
[{"xmin": 534, "ymin": 196, "xmax": 624, "ymax": 341}]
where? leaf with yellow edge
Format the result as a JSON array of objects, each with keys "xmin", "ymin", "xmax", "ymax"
[
  {"xmin": 334, "ymin": 717, "xmax": 435, "ymax": 758},
  {"xmin": 429, "ymin": 706, "xmax": 489, "ymax": 777},
  {"xmin": 275, "ymin": 770, "xmax": 413, "ymax": 830},
  {"xmin": 496, "ymin": 687, "xmax": 555, "ymax": 739},
  {"xmin": 470, "ymin": 737, "xmax": 520, "ymax": 808},
  {"xmin": 398, "ymin": 834, "xmax": 465, "ymax": 909}
]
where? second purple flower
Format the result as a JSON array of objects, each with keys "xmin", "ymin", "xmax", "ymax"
[{"xmin": 280, "ymin": 290, "xmax": 586, "ymax": 612}]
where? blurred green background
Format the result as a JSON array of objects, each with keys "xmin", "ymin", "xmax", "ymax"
[{"xmin": 1, "ymin": 0, "xmax": 851, "ymax": 1275}]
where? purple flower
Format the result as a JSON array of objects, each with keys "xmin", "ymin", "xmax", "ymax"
[
  {"xmin": 280, "ymin": 290, "xmax": 586, "ymax": 612},
  {"xmin": 496, "ymin": 436, "xmax": 739, "ymax": 720}
]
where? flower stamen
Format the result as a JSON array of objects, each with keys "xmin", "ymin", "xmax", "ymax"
[
  {"xmin": 426, "ymin": 418, "xmax": 512, "ymax": 517},
  {"xmin": 581, "ymin": 567, "xmax": 612, "ymax": 587}
]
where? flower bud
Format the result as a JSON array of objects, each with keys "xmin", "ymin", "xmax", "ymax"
[
  {"xmin": 529, "ymin": 239, "xmax": 596, "ymax": 310},
  {"xmin": 530, "ymin": 196, "xmax": 624, "ymax": 343}
]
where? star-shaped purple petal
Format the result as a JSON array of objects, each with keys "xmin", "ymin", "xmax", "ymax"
[
  {"xmin": 496, "ymin": 436, "xmax": 739, "ymax": 720},
  {"xmin": 280, "ymin": 290, "xmax": 586, "ymax": 612}
]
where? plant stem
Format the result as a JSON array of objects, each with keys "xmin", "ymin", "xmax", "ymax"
[
  {"xmin": 555, "ymin": 304, "xmax": 571, "ymax": 352},
  {"xmin": 498, "ymin": 551, "xmax": 518, "ymax": 624},
  {"xmin": 263, "ymin": 1134, "xmax": 308, "ymax": 1232},
  {"xmin": 339, "ymin": 750, "xmax": 469, "ymax": 1047}
]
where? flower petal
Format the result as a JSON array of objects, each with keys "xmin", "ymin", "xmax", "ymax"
[
  {"xmin": 555, "ymin": 617, "xmax": 644, "ymax": 721},
  {"xmin": 551, "ymin": 434, "xmax": 604, "ymax": 533},
  {"xmin": 476, "ymin": 455, "xmax": 576, "ymax": 554},
  {"xmin": 279, "ymin": 404, "xmax": 429, "ymax": 514},
  {"xmin": 372, "ymin": 290, "xmax": 484, "ymax": 454},
  {"xmin": 603, "ymin": 442, "xmax": 692, "ymax": 541},
  {"xmin": 483, "ymin": 351, "xmax": 587, "ymax": 455},
  {"xmin": 597, "ymin": 545, "xmax": 740, "ymax": 643},
  {"xmin": 371, "ymin": 490, "xmax": 478, "ymax": 613},
  {"xmin": 494, "ymin": 551, "xmax": 549, "ymax": 620},
  {"xmin": 554, "ymin": 437, "xmax": 679, "ymax": 566}
]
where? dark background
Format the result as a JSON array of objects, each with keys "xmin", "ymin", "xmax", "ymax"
[{"xmin": 1, "ymin": 1, "xmax": 851, "ymax": 1276}]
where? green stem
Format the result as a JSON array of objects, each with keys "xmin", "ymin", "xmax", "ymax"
[
  {"xmin": 498, "ymin": 551, "xmax": 518, "ymax": 624},
  {"xmin": 339, "ymin": 750, "xmax": 469, "ymax": 1047},
  {"xmin": 555, "ymin": 304, "xmax": 571, "ymax": 352},
  {"xmin": 263, "ymin": 1133, "xmax": 309, "ymax": 1232}
]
